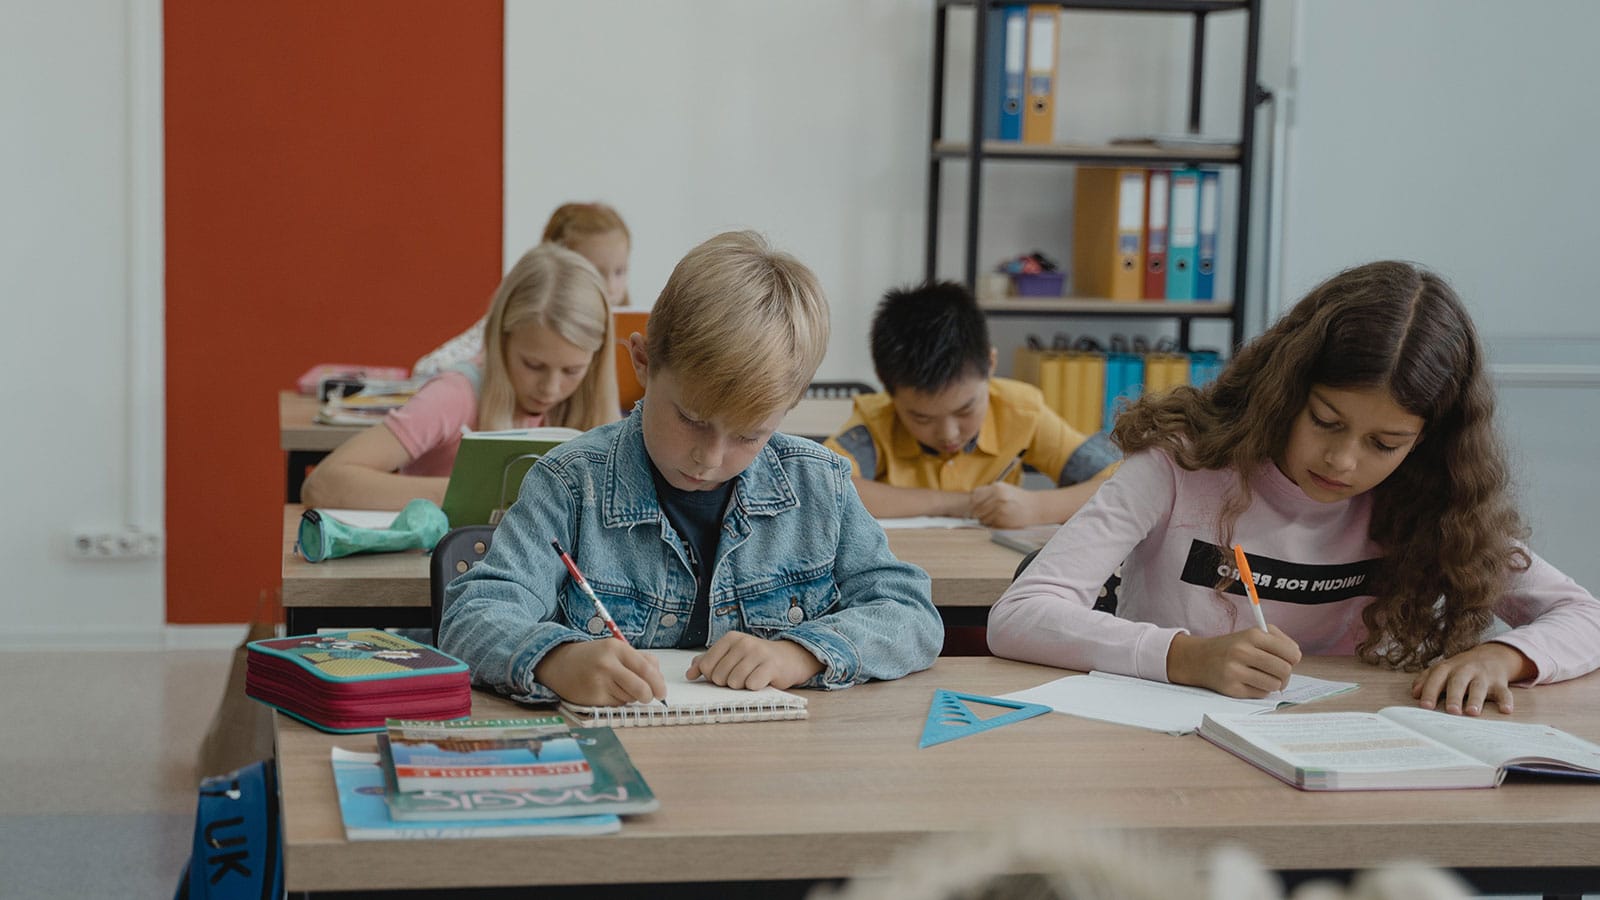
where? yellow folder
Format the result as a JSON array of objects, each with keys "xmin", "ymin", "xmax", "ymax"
[
  {"xmin": 1072, "ymin": 167, "xmax": 1147, "ymax": 301},
  {"xmin": 1039, "ymin": 352, "xmax": 1065, "ymax": 418},
  {"xmin": 1022, "ymin": 5, "xmax": 1058, "ymax": 145},
  {"xmin": 1077, "ymin": 352, "xmax": 1105, "ymax": 433}
]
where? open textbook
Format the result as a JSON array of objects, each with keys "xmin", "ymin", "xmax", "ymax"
[
  {"xmin": 1198, "ymin": 706, "xmax": 1600, "ymax": 790},
  {"xmin": 999, "ymin": 670, "xmax": 1358, "ymax": 735}
]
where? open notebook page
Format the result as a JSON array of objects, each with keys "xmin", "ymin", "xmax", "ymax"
[
  {"xmin": 1000, "ymin": 670, "xmax": 1358, "ymax": 735},
  {"xmin": 559, "ymin": 649, "xmax": 808, "ymax": 726}
]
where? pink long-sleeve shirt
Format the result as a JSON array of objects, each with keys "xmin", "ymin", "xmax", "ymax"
[{"xmin": 987, "ymin": 448, "xmax": 1600, "ymax": 685}]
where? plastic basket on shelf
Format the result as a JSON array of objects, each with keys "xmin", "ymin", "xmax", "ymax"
[{"xmin": 1010, "ymin": 272, "xmax": 1065, "ymax": 297}]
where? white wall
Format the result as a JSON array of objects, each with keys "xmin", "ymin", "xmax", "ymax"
[
  {"xmin": 504, "ymin": 1, "xmax": 1262, "ymax": 383},
  {"xmin": 0, "ymin": 0, "xmax": 172, "ymax": 647},
  {"xmin": 1280, "ymin": 0, "xmax": 1600, "ymax": 587}
]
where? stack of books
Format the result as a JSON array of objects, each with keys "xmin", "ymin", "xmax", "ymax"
[
  {"xmin": 245, "ymin": 630, "xmax": 472, "ymax": 732},
  {"xmin": 314, "ymin": 378, "xmax": 424, "ymax": 425},
  {"xmin": 330, "ymin": 716, "xmax": 660, "ymax": 840}
]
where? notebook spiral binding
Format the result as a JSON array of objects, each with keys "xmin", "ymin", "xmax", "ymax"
[{"xmin": 581, "ymin": 698, "xmax": 809, "ymax": 727}]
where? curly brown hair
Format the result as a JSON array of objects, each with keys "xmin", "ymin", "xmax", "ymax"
[{"xmin": 1111, "ymin": 261, "xmax": 1528, "ymax": 670}]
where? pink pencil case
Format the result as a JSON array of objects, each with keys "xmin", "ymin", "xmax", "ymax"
[{"xmin": 295, "ymin": 364, "xmax": 410, "ymax": 396}]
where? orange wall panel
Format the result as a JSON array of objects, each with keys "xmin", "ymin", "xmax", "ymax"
[{"xmin": 164, "ymin": 3, "xmax": 503, "ymax": 623}]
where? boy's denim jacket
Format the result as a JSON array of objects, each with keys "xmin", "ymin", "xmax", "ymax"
[{"xmin": 440, "ymin": 405, "xmax": 944, "ymax": 700}]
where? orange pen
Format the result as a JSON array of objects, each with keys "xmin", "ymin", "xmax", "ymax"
[{"xmin": 1232, "ymin": 544, "xmax": 1270, "ymax": 633}]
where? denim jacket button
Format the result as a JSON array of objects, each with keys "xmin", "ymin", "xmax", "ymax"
[
  {"xmin": 586, "ymin": 616, "xmax": 607, "ymax": 635},
  {"xmin": 787, "ymin": 605, "xmax": 805, "ymax": 625},
  {"xmin": 660, "ymin": 613, "xmax": 679, "ymax": 627}
]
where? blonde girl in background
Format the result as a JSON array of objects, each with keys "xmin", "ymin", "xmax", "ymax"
[
  {"xmin": 301, "ymin": 243, "xmax": 618, "ymax": 510},
  {"xmin": 414, "ymin": 201, "xmax": 631, "ymax": 377}
]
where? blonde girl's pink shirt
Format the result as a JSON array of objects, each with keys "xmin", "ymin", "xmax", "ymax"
[
  {"xmin": 988, "ymin": 448, "xmax": 1600, "ymax": 685},
  {"xmin": 383, "ymin": 370, "xmax": 542, "ymax": 477}
]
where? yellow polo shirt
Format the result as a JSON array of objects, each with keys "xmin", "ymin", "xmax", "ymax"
[{"xmin": 822, "ymin": 377, "xmax": 1120, "ymax": 491}]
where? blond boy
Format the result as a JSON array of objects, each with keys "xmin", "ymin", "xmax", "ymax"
[{"xmin": 442, "ymin": 232, "xmax": 943, "ymax": 705}]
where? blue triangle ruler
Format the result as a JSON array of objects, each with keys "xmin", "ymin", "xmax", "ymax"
[{"xmin": 919, "ymin": 689, "xmax": 1051, "ymax": 748}]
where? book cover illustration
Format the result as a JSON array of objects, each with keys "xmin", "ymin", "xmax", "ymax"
[
  {"xmin": 331, "ymin": 748, "xmax": 619, "ymax": 840},
  {"xmin": 386, "ymin": 716, "xmax": 569, "ymax": 740},
  {"xmin": 380, "ymin": 726, "xmax": 660, "ymax": 821},
  {"xmin": 386, "ymin": 731, "xmax": 595, "ymax": 793},
  {"xmin": 248, "ymin": 630, "xmax": 468, "ymax": 683}
]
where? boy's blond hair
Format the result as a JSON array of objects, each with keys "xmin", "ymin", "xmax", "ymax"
[
  {"xmin": 646, "ymin": 230, "xmax": 829, "ymax": 429},
  {"xmin": 479, "ymin": 243, "xmax": 620, "ymax": 431}
]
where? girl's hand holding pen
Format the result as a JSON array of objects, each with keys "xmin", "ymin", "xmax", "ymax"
[{"xmin": 1166, "ymin": 627, "xmax": 1302, "ymax": 699}]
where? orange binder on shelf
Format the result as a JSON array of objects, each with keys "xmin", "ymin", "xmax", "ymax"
[
  {"xmin": 1142, "ymin": 169, "xmax": 1170, "ymax": 300},
  {"xmin": 1022, "ymin": 5, "xmax": 1058, "ymax": 145},
  {"xmin": 1071, "ymin": 167, "xmax": 1146, "ymax": 301}
]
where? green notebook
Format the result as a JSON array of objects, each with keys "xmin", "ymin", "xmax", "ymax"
[{"xmin": 440, "ymin": 427, "xmax": 581, "ymax": 527}]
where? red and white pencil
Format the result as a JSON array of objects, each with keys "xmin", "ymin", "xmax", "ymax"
[{"xmin": 550, "ymin": 540, "xmax": 628, "ymax": 644}]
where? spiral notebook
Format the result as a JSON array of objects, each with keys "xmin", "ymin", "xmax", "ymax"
[{"xmin": 559, "ymin": 649, "xmax": 809, "ymax": 726}]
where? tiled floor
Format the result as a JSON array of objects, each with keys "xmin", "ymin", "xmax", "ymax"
[{"xmin": 0, "ymin": 648, "xmax": 232, "ymax": 899}]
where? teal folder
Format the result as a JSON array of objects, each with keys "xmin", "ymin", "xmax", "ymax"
[{"xmin": 1165, "ymin": 167, "xmax": 1200, "ymax": 301}]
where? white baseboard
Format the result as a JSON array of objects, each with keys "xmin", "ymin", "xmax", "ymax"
[{"xmin": 0, "ymin": 624, "xmax": 249, "ymax": 651}]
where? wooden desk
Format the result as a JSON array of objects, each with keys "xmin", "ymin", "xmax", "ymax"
[
  {"xmin": 280, "ymin": 393, "xmax": 364, "ymax": 502},
  {"xmin": 282, "ymin": 506, "xmax": 1023, "ymax": 635},
  {"xmin": 275, "ymin": 656, "xmax": 1600, "ymax": 896},
  {"xmin": 279, "ymin": 391, "xmax": 854, "ymax": 502}
]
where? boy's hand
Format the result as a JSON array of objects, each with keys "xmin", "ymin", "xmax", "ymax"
[
  {"xmin": 1411, "ymin": 643, "xmax": 1532, "ymax": 716},
  {"xmin": 688, "ymin": 632, "xmax": 824, "ymax": 691},
  {"xmin": 1166, "ymin": 626, "xmax": 1301, "ymax": 698},
  {"xmin": 534, "ymin": 640, "xmax": 666, "ymax": 707},
  {"xmin": 970, "ymin": 482, "xmax": 1037, "ymax": 528}
]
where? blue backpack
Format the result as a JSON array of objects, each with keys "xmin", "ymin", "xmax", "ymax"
[{"xmin": 174, "ymin": 760, "xmax": 283, "ymax": 900}]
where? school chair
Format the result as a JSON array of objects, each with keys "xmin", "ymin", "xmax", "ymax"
[
  {"xmin": 1013, "ymin": 548, "xmax": 1121, "ymax": 615},
  {"xmin": 615, "ymin": 310, "xmax": 649, "ymax": 413},
  {"xmin": 429, "ymin": 524, "xmax": 495, "ymax": 644}
]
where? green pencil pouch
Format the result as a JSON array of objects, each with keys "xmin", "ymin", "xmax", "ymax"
[{"xmin": 297, "ymin": 499, "xmax": 450, "ymax": 563}]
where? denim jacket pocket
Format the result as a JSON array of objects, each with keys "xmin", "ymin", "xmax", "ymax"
[
  {"xmin": 734, "ymin": 565, "xmax": 840, "ymax": 638},
  {"xmin": 575, "ymin": 579, "xmax": 689, "ymax": 645}
]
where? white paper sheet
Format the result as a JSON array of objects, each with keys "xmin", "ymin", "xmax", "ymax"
[{"xmin": 1000, "ymin": 670, "xmax": 1358, "ymax": 735}]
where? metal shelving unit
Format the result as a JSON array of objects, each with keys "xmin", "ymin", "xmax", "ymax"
[{"xmin": 924, "ymin": 0, "xmax": 1266, "ymax": 349}]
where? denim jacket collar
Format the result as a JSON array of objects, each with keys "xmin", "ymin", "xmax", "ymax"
[{"xmin": 602, "ymin": 402, "xmax": 800, "ymax": 529}]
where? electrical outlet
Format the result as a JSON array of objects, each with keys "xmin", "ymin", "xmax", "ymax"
[{"xmin": 69, "ymin": 527, "xmax": 164, "ymax": 560}]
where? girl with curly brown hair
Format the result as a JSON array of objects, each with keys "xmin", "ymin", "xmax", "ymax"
[{"xmin": 989, "ymin": 261, "xmax": 1600, "ymax": 716}]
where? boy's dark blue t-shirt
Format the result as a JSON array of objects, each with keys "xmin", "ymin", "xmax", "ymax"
[{"xmin": 648, "ymin": 462, "xmax": 734, "ymax": 649}]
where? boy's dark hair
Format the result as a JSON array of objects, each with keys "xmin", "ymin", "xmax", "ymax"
[{"xmin": 869, "ymin": 280, "xmax": 991, "ymax": 394}]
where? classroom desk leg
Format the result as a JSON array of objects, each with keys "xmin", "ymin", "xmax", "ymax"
[{"xmin": 283, "ymin": 605, "xmax": 432, "ymax": 636}]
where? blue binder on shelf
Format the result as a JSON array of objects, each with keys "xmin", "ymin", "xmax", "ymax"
[
  {"xmin": 1165, "ymin": 167, "xmax": 1200, "ymax": 301},
  {"xmin": 1102, "ymin": 350, "xmax": 1145, "ymax": 430},
  {"xmin": 999, "ymin": 5, "xmax": 1026, "ymax": 141},
  {"xmin": 1195, "ymin": 169, "xmax": 1220, "ymax": 300},
  {"xmin": 1189, "ymin": 350, "xmax": 1222, "ymax": 387}
]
